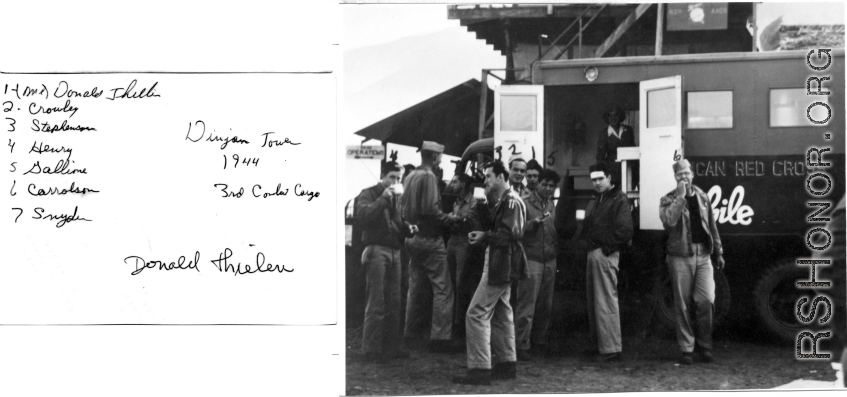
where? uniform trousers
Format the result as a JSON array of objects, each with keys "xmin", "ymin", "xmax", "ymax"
[
  {"xmin": 465, "ymin": 248, "xmax": 516, "ymax": 369},
  {"xmin": 667, "ymin": 243, "xmax": 715, "ymax": 353},
  {"xmin": 447, "ymin": 236, "xmax": 471, "ymax": 335},
  {"xmin": 586, "ymin": 248, "xmax": 622, "ymax": 354},
  {"xmin": 404, "ymin": 235, "xmax": 454, "ymax": 341},
  {"xmin": 515, "ymin": 258, "xmax": 557, "ymax": 350},
  {"xmin": 361, "ymin": 244, "xmax": 402, "ymax": 354}
]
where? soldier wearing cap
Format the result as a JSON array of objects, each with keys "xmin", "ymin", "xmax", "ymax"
[
  {"xmin": 579, "ymin": 162, "xmax": 632, "ymax": 362},
  {"xmin": 660, "ymin": 159, "xmax": 725, "ymax": 365},
  {"xmin": 401, "ymin": 141, "xmax": 463, "ymax": 352}
]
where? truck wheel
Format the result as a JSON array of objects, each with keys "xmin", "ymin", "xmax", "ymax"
[
  {"xmin": 753, "ymin": 260, "xmax": 816, "ymax": 342},
  {"xmin": 653, "ymin": 267, "xmax": 731, "ymax": 332}
]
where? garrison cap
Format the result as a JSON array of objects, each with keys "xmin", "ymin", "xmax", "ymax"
[
  {"xmin": 673, "ymin": 159, "xmax": 692, "ymax": 174},
  {"xmin": 419, "ymin": 141, "xmax": 444, "ymax": 153},
  {"xmin": 508, "ymin": 154, "xmax": 526, "ymax": 165}
]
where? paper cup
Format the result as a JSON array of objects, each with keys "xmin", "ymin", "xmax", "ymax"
[
  {"xmin": 576, "ymin": 209, "xmax": 585, "ymax": 220},
  {"xmin": 390, "ymin": 183, "xmax": 404, "ymax": 195},
  {"xmin": 473, "ymin": 187, "xmax": 486, "ymax": 200}
]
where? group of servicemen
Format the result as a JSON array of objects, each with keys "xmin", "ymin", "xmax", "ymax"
[{"xmin": 355, "ymin": 137, "xmax": 726, "ymax": 386}]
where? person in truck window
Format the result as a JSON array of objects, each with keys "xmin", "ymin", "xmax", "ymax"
[
  {"xmin": 355, "ymin": 161, "xmax": 414, "ymax": 362},
  {"xmin": 578, "ymin": 162, "xmax": 633, "ymax": 363},
  {"xmin": 596, "ymin": 104, "xmax": 637, "ymax": 190},
  {"xmin": 659, "ymin": 159, "xmax": 725, "ymax": 365},
  {"xmin": 515, "ymin": 168, "xmax": 560, "ymax": 361},
  {"xmin": 401, "ymin": 141, "xmax": 463, "ymax": 353}
]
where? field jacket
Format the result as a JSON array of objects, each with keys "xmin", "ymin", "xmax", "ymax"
[
  {"xmin": 401, "ymin": 167, "xmax": 453, "ymax": 237},
  {"xmin": 522, "ymin": 190, "xmax": 558, "ymax": 262},
  {"xmin": 581, "ymin": 185, "xmax": 633, "ymax": 254},
  {"xmin": 659, "ymin": 185, "xmax": 723, "ymax": 257},
  {"xmin": 356, "ymin": 183, "xmax": 405, "ymax": 249},
  {"xmin": 470, "ymin": 188, "xmax": 528, "ymax": 285}
]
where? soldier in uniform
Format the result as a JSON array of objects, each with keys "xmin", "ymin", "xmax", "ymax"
[
  {"xmin": 401, "ymin": 141, "xmax": 463, "ymax": 352},
  {"xmin": 659, "ymin": 159, "xmax": 725, "ymax": 365},
  {"xmin": 452, "ymin": 161, "xmax": 527, "ymax": 385}
]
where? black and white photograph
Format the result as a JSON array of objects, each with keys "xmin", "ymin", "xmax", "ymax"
[{"xmin": 343, "ymin": 2, "xmax": 846, "ymax": 394}]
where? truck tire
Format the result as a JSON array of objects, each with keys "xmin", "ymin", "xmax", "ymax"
[
  {"xmin": 653, "ymin": 267, "xmax": 731, "ymax": 332},
  {"xmin": 753, "ymin": 260, "xmax": 818, "ymax": 342}
]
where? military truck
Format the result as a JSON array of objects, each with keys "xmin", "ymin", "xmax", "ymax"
[{"xmin": 456, "ymin": 49, "xmax": 844, "ymax": 340}]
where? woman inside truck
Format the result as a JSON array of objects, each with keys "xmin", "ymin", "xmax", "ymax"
[{"xmin": 595, "ymin": 103, "xmax": 637, "ymax": 190}]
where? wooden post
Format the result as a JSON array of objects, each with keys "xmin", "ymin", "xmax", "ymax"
[
  {"xmin": 751, "ymin": 2, "xmax": 758, "ymax": 52},
  {"xmin": 478, "ymin": 70, "xmax": 489, "ymax": 140},
  {"xmin": 578, "ymin": 17, "xmax": 583, "ymax": 58},
  {"xmin": 504, "ymin": 19, "xmax": 516, "ymax": 83},
  {"xmin": 655, "ymin": 3, "xmax": 664, "ymax": 56}
]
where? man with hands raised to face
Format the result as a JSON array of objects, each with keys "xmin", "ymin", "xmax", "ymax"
[
  {"xmin": 452, "ymin": 161, "xmax": 527, "ymax": 386},
  {"xmin": 355, "ymin": 161, "xmax": 414, "ymax": 362},
  {"xmin": 659, "ymin": 159, "xmax": 725, "ymax": 365}
]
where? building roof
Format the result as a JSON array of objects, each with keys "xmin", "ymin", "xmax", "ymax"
[
  {"xmin": 449, "ymin": 3, "xmax": 755, "ymax": 59},
  {"xmin": 354, "ymin": 79, "xmax": 493, "ymax": 157}
]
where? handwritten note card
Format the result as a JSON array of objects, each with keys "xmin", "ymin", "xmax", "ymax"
[{"xmin": 1, "ymin": 74, "xmax": 337, "ymax": 324}]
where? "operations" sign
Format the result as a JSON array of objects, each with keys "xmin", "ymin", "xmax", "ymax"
[{"xmin": 347, "ymin": 145, "xmax": 386, "ymax": 159}]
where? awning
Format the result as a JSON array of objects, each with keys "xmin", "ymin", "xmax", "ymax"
[{"xmin": 354, "ymin": 79, "xmax": 493, "ymax": 158}]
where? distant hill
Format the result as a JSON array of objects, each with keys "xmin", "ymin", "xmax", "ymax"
[
  {"xmin": 344, "ymin": 27, "xmax": 505, "ymax": 134},
  {"xmin": 779, "ymin": 25, "xmax": 844, "ymax": 50}
]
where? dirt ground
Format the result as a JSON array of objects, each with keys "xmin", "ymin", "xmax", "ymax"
[{"xmin": 345, "ymin": 324, "xmax": 840, "ymax": 395}]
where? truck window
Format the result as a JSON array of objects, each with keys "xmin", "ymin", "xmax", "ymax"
[
  {"xmin": 500, "ymin": 95, "xmax": 538, "ymax": 131},
  {"xmin": 770, "ymin": 88, "xmax": 830, "ymax": 127},
  {"xmin": 687, "ymin": 91, "xmax": 733, "ymax": 129},
  {"xmin": 646, "ymin": 87, "xmax": 677, "ymax": 128}
]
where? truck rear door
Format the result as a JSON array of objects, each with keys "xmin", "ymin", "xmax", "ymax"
[
  {"xmin": 494, "ymin": 85, "xmax": 544, "ymax": 166},
  {"xmin": 639, "ymin": 75, "xmax": 683, "ymax": 230}
]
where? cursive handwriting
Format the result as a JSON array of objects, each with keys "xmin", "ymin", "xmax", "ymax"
[
  {"xmin": 126, "ymin": 251, "xmax": 201, "ymax": 276},
  {"xmin": 211, "ymin": 248, "xmax": 293, "ymax": 276},
  {"xmin": 53, "ymin": 81, "xmax": 103, "ymax": 99},
  {"xmin": 29, "ymin": 140, "xmax": 73, "ymax": 159},
  {"xmin": 28, "ymin": 182, "xmax": 99, "ymax": 196},
  {"xmin": 107, "ymin": 80, "xmax": 160, "ymax": 101},
  {"xmin": 32, "ymin": 206, "xmax": 91, "ymax": 228},
  {"xmin": 294, "ymin": 183, "xmax": 320, "ymax": 201},
  {"xmin": 260, "ymin": 132, "xmax": 301, "ymax": 148},
  {"xmin": 31, "ymin": 119, "xmax": 96, "ymax": 133},
  {"xmin": 29, "ymin": 99, "xmax": 79, "ymax": 118},
  {"xmin": 23, "ymin": 159, "xmax": 87, "ymax": 175},
  {"xmin": 252, "ymin": 183, "xmax": 288, "ymax": 198},
  {"xmin": 185, "ymin": 120, "xmax": 250, "ymax": 150}
]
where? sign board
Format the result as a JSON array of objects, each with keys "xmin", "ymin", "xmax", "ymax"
[
  {"xmin": 347, "ymin": 145, "xmax": 385, "ymax": 159},
  {"xmin": 667, "ymin": 3, "xmax": 728, "ymax": 31}
]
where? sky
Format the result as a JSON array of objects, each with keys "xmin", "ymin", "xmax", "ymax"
[{"xmin": 341, "ymin": 2, "xmax": 845, "ymax": 202}]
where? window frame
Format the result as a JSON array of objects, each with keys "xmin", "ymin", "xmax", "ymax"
[
  {"xmin": 685, "ymin": 89, "xmax": 735, "ymax": 130},
  {"xmin": 768, "ymin": 86, "xmax": 829, "ymax": 128}
]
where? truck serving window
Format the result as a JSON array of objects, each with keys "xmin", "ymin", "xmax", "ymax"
[
  {"xmin": 687, "ymin": 91, "xmax": 733, "ymax": 129},
  {"xmin": 770, "ymin": 88, "xmax": 830, "ymax": 127}
]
